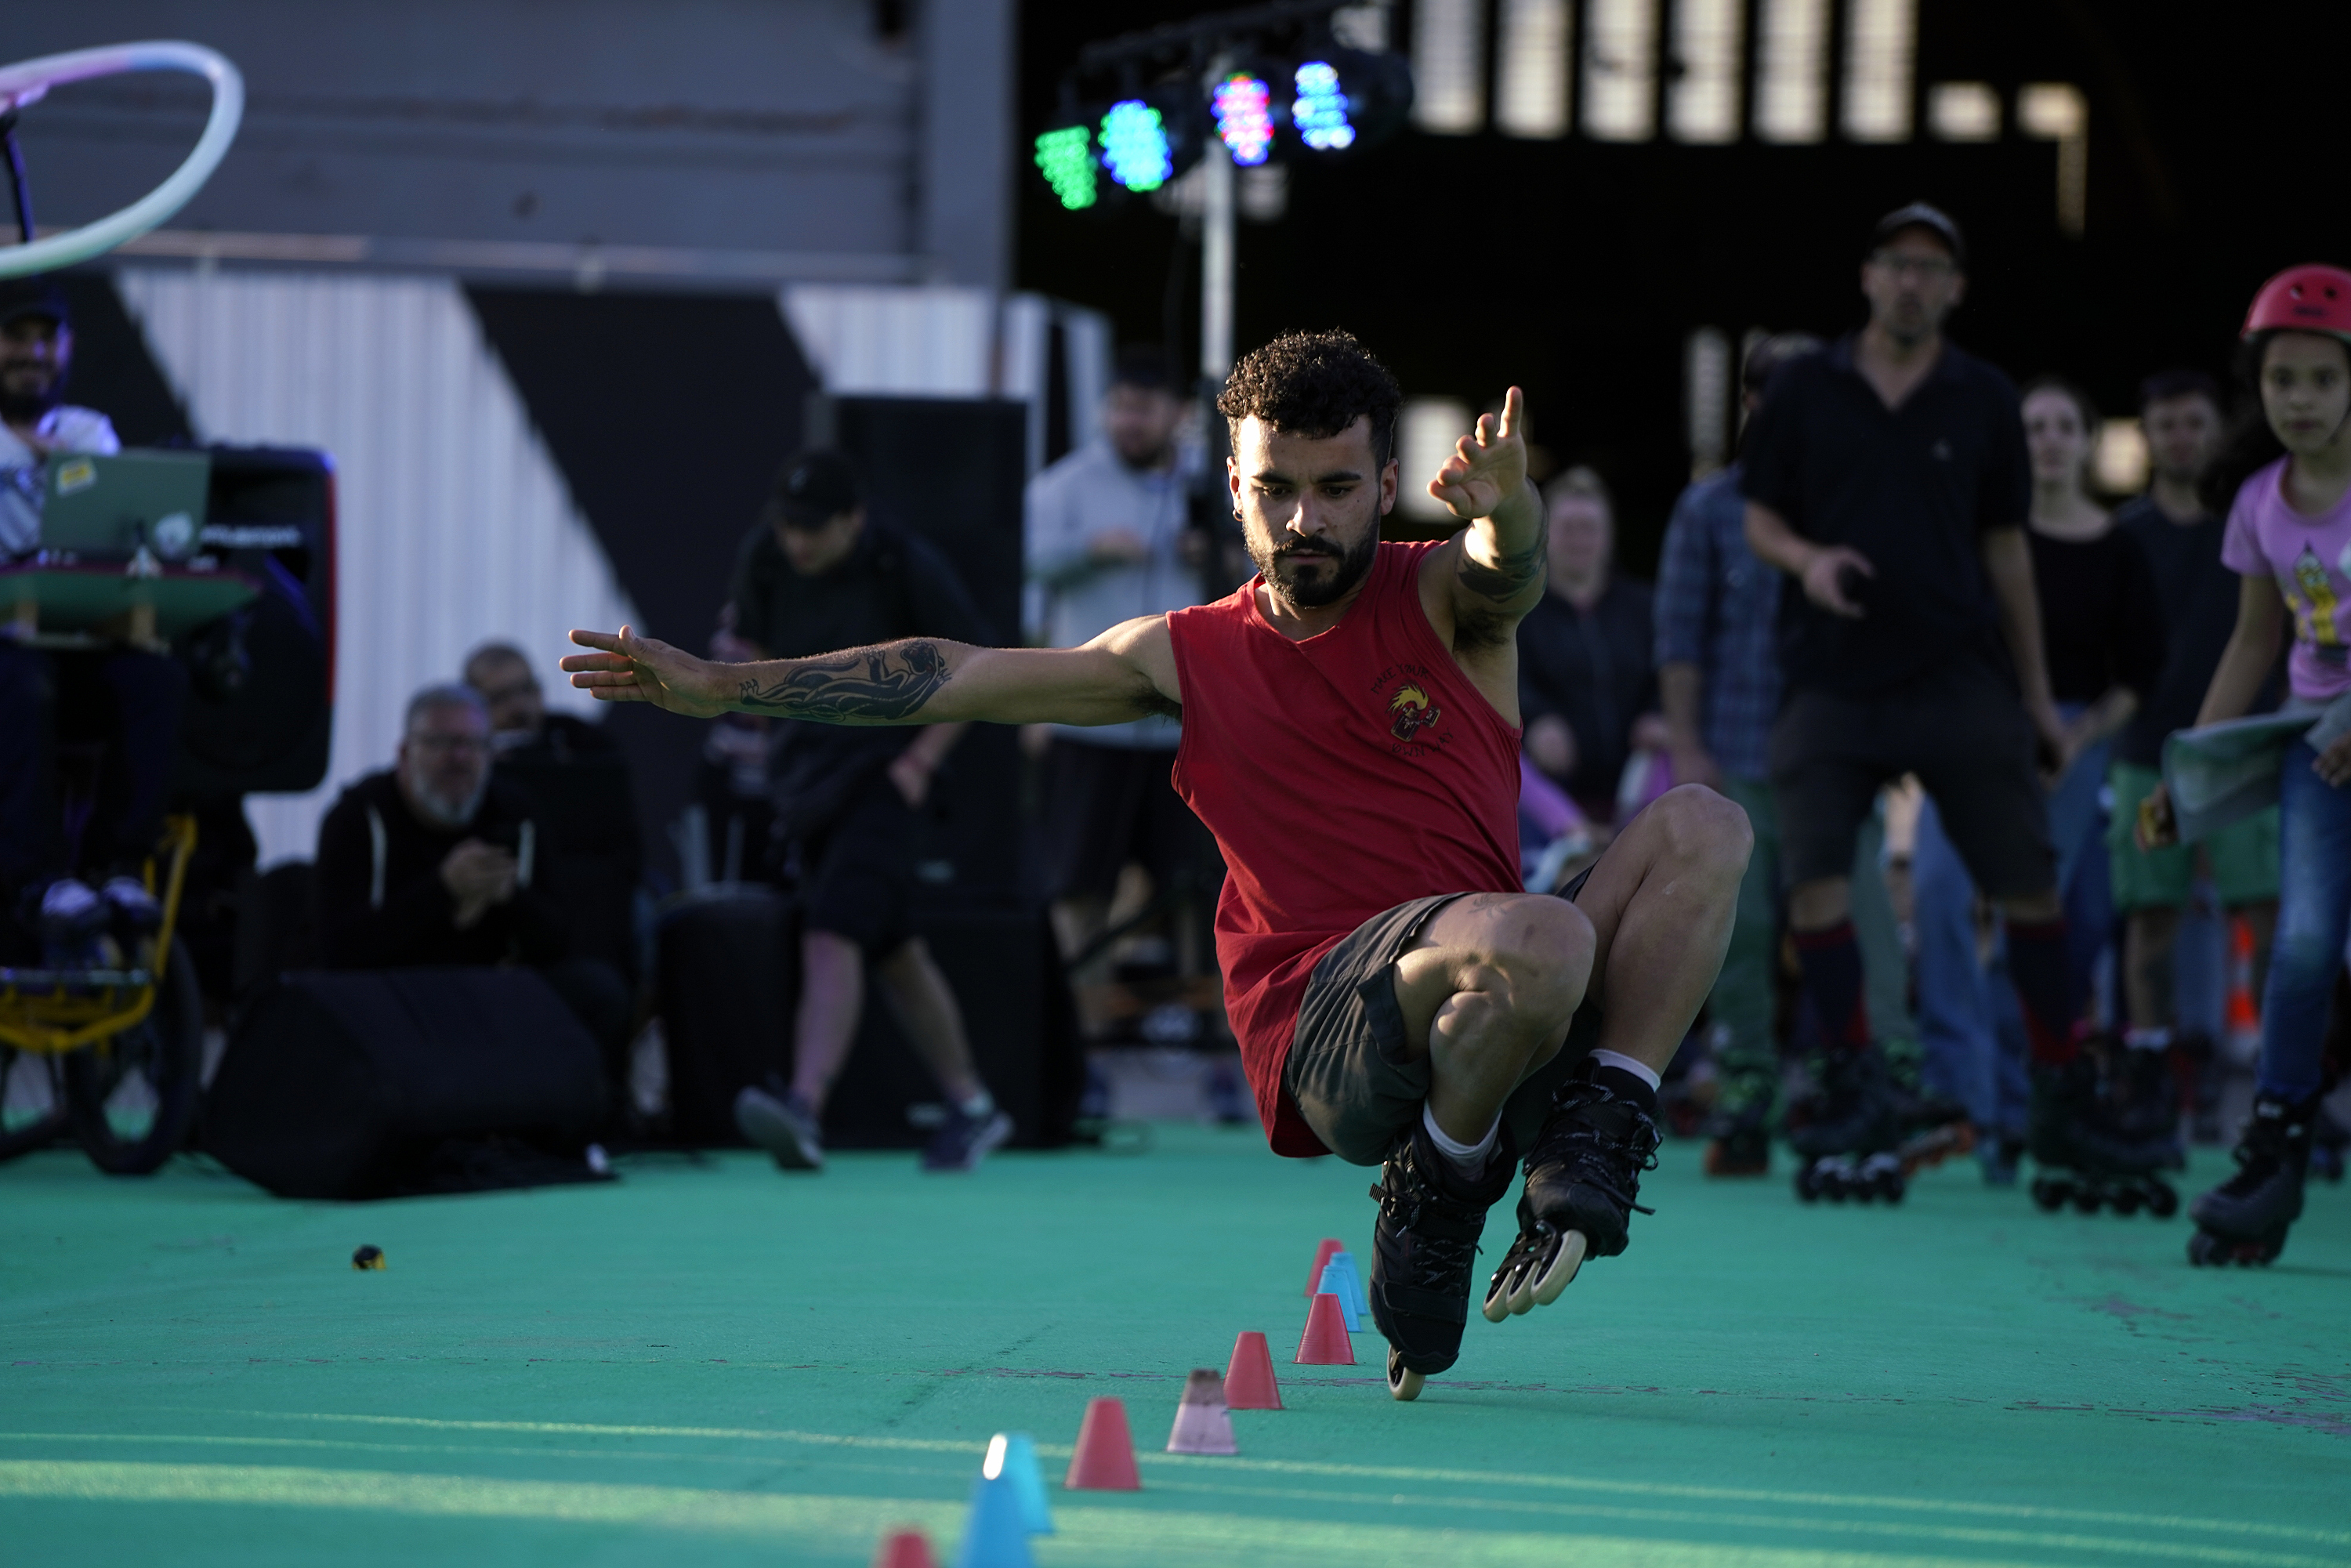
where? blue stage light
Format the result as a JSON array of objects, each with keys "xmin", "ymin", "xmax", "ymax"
[
  {"xmin": 1033, "ymin": 125, "xmax": 1096, "ymax": 210},
  {"xmin": 1212, "ymin": 72, "xmax": 1275, "ymax": 166},
  {"xmin": 1291, "ymin": 60, "xmax": 1356, "ymax": 150},
  {"xmin": 1099, "ymin": 100, "xmax": 1173, "ymax": 192}
]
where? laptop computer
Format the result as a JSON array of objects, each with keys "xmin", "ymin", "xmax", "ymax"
[{"xmin": 42, "ymin": 450, "xmax": 213, "ymax": 561}]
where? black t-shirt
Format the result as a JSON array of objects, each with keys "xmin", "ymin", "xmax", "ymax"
[
  {"xmin": 2029, "ymin": 526, "xmax": 2164, "ymax": 706},
  {"xmin": 728, "ymin": 520, "xmax": 991, "ymax": 836},
  {"xmin": 2112, "ymin": 496, "xmax": 2276, "ymax": 766},
  {"xmin": 1741, "ymin": 337, "xmax": 2033, "ymax": 696},
  {"xmin": 1517, "ymin": 577, "xmax": 1658, "ymax": 814}
]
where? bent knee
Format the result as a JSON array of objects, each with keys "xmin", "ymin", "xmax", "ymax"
[
  {"xmin": 1654, "ymin": 783, "xmax": 1754, "ymax": 870},
  {"xmin": 1485, "ymin": 894, "xmax": 1594, "ymax": 1008}
]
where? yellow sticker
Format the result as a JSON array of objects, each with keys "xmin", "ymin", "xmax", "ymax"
[{"xmin": 55, "ymin": 458, "xmax": 96, "ymax": 494}]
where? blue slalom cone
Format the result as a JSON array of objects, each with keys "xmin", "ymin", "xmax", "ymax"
[
  {"xmin": 955, "ymin": 1468, "xmax": 1034, "ymax": 1568},
  {"xmin": 1318, "ymin": 1253, "xmax": 1367, "ymax": 1331},
  {"xmin": 987, "ymin": 1432, "xmax": 1053, "ymax": 1536}
]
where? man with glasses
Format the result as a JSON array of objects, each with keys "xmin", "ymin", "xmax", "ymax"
[
  {"xmin": 1741, "ymin": 204, "xmax": 2081, "ymax": 1193},
  {"xmin": 314, "ymin": 683, "xmax": 634, "ymax": 1095}
]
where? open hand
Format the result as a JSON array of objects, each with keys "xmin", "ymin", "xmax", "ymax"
[
  {"xmin": 563, "ymin": 625, "xmax": 730, "ymax": 718},
  {"xmin": 1427, "ymin": 386, "xmax": 1529, "ymax": 522}
]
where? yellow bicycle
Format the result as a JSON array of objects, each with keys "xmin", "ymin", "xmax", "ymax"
[{"xmin": 0, "ymin": 814, "xmax": 205, "ymax": 1174}]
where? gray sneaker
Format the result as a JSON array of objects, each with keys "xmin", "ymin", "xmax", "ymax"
[
  {"xmin": 921, "ymin": 1104, "xmax": 1012, "ymax": 1172},
  {"xmin": 735, "ymin": 1085, "xmax": 824, "ymax": 1171}
]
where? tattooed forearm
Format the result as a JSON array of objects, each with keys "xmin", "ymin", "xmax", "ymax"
[
  {"xmin": 737, "ymin": 640, "xmax": 953, "ymax": 722},
  {"xmin": 1458, "ymin": 534, "xmax": 1546, "ymax": 603}
]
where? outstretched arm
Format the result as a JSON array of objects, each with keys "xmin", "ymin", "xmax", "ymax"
[
  {"xmin": 1423, "ymin": 386, "xmax": 1545, "ymax": 649},
  {"xmin": 560, "ymin": 615, "xmax": 1179, "ymax": 729}
]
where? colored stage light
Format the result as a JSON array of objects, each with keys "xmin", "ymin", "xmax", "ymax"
[
  {"xmin": 1033, "ymin": 125, "xmax": 1097, "ymax": 210},
  {"xmin": 1291, "ymin": 60, "xmax": 1357, "ymax": 150},
  {"xmin": 1099, "ymin": 99, "xmax": 1173, "ymax": 191},
  {"xmin": 1212, "ymin": 72, "xmax": 1276, "ymax": 166}
]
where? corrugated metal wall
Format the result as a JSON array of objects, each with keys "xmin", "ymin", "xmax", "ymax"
[{"xmin": 114, "ymin": 266, "xmax": 639, "ymax": 868}]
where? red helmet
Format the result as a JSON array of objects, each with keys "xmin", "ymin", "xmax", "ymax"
[{"xmin": 2242, "ymin": 263, "xmax": 2351, "ymax": 341}]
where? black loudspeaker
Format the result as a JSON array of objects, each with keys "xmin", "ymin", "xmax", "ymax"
[
  {"xmin": 654, "ymin": 886, "xmax": 799, "ymax": 1146},
  {"xmin": 205, "ymin": 969, "xmax": 607, "ymax": 1199},
  {"xmin": 173, "ymin": 446, "xmax": 337, "ymax": 799},
  {"xmin": 826, "ymin": 906, "xmax": 1084, "ymax": 1151},
  {"xmin": 653, "ymin": 893, "xmax": 1081, "ymax": 1152},
  {"xmin": 823, "ymin": 396, "xmax": 1028, "ymax": 906}
]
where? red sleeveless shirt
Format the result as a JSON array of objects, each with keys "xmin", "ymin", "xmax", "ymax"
[{"xmin": 1168, "ymin": 541, "xmax": 1523, "ymax": 1156}]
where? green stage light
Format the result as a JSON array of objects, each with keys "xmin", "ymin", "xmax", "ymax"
[
  {"xmin": 1034, "ymin": 125, "xmax": 1096, "ymax": 210},
  {"xmin": 1099, "ymin": 99, "xmax": 1172, "ymax": 192}
]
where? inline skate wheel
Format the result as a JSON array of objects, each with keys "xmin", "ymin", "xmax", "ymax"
[
  {"xmin": 2145, "ymin": 1181, "xmax": 2179, "ymax": 1219},
  {"xmin": 1795, "ymin": 1164, "xmax": 1821, "ymax": 1204},
  {"xmin": 2109, "ymin": 1185, "xmax": 2143, "ymax": 1217},
  {"xmin": 2070, "ymin": 1183, "xmax": 2102, "ymax": 1215},
  {"xmin": 2029, "ymin": 1175, "xmax": 2066, "ymax": 1212}
]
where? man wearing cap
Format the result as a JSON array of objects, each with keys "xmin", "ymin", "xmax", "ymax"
[
  {"xmin": 1741, "ymin": 205, "xmax": 2078, "ymax": 1177},
  {"xmin": 724, "ymin": 450, "xmax": 1015, "ymax": 1173},
  {"xmin": 1654, "ymin": 331, "xmax": 1915, "ymax": 1176},
  {"xmin": 0, "ymin": 278, "xmax": 186, "ymax": 944}
]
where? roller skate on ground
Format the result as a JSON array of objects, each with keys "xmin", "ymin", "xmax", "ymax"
[
  {"xmin": 2024, "ymin": 1053, "xmax": 2183, "ymax": 1218},
  {"xmin": 2187, "ymin": 1094, "xmax": 2317, "ymax": 1266},
  {"xmin": 1784, "ymin": 1045, "xmax": 1967, "ymax": 1204},
  {"xmin": 1366, "ymin": 1117, "xmax": 1515, "ymax": 1402},
  {"xmin": 1701, "ymin": 1098, "xmax": 1771, "ymax": 1178},
  {"xmin": 1483, "ymin": 1066, "xmax": 1658, "ymax": 1327}
]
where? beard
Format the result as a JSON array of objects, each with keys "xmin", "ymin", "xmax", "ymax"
[
  {"xmin": 410, "ymin": 774, "xmax": 488, "ymax": 829},
  {"xmin": 0, "ymin": 369, "xmax": 60, "ymax": 425},
  {"xmin": 1249, "ymin": 523, "xmax": 1379, "ymax": 610}
]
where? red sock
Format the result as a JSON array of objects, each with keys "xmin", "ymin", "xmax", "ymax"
[
  {"xmin": 1794, "ymin": 922, "xmax": 1871, "ymax": 1051},
  {"xmin": 2006, "ymin": 918, "xmax": 2078, "ymax": 1066}
]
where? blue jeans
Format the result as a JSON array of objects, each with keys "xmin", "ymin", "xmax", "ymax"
[
  {"xmin": 1914, "ymin": 729, "xmax": 2113, "ymax": 1137},
  {"xmin": 2257, "ymin": 739, "xmax": 2351, "ymax": 1101}
]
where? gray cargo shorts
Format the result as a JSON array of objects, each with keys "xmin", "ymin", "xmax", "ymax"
[{"xmin": 1281, "ymin": 869, "xmax": 1604, "ymax": 1167}]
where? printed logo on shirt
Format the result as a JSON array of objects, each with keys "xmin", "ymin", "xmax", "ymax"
[
  {"xmin": 2291, "ymin": 547, "xmax": 2342, "ymax": 647},
  {"xmin": 1368, "ymin": 663, "xmax": 1451, "ymax": 758}
]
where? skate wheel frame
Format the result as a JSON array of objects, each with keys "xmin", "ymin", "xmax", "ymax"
[{"xmin": 1482, "ymin": 1226, "xmax": 1588, "ymax": 1323}]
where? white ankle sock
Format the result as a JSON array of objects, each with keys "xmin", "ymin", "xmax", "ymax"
[
  {"xmin": 1589, "ymin": 1050, "xmax": 1661, "ymax": 1091},
  {"xmin": 1422, "ymin": 1102, "xmax": 1500, "ymax": 1177},
  {"xmin": 958, "ymin": 1089, "xmax": 996, "ymax": 1121}
]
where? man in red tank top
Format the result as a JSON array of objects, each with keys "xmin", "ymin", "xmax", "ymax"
[{"xmin": 563, "ymin": 331, "xmax": 1751, "ymax": 1402}]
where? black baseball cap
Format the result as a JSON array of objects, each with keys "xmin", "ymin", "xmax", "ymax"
[
  {"xmin": 1869, "ymin": 202, "xmax": 1966, "ymax": 269},
  {"xmin": 770, "ymin": 449, "xmax": 862, "ymax": 527},
  {"xmin": 0, "ymin": 277, "xmax": 70, "ymax": 331}
]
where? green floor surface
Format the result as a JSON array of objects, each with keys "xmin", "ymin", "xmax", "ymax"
[{"xmin": 2, "ymin": 1126, "xmax": 2346, "ymax": 1566}]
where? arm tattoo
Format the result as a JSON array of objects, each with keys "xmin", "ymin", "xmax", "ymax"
[
  {"xmin": 1458, "ymin": 535, "xmax": 1546, "ymax": 603},
  {"xmin": 737, "ymin": 640, "xmax": 952, "ymax": 722}
]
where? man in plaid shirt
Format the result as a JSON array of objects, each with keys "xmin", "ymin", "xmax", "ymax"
[{"xmin": 1654, "ymin": 333, "xmax": 1914, "ymax": 1175}]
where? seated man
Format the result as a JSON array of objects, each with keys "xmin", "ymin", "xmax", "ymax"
[
  {"xmin": 0, "ymin": 277, "xmax": 183, "ymax": 954},
  {"xmin": 314, "ymin": 683, "xmax": 632, "ymax": 1099},
  {"xmin": 463, "ymin": 640, "xmax": 644, "ymax": 977},
  {"xmin": 567, "ymin": 331, "xmax": 1748, "ymax": 1400}
]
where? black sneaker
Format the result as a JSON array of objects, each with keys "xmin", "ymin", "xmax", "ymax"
[
  {"xmin": 734, "ymin": 1084, "xmax": 824, "ymax": 1171},
  {"xmin": 921, "ymin": 1102, "xmax": 1012, "ymax": 1172},
  {"xmin": 1367, "ymin": 1117, "xmax": 1516, "ymax": 1401},
  {"xmin": 1485, "ymin": 1072, "xmax": 1658, "ymax": 1322}
]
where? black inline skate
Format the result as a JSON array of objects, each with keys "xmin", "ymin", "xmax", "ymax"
[
  {"xmin": 2310, "ymin": 1102, "xmax": 2347, "ymax": 1185},
  {"xmin": 1367, "ymin": 1117, "xmax": 1516, "ymax": 1402},
  {"xmin": 2186, "ymin": 1094, "xmax": 2317, "ymax": 1266},
  {"xmin": 1784, "ymin": 1045, "xmax": 1965, "ymax": 1204},
  {"xmin": 1483, "ymin": 1066, "xmax": 1658, "ymax": 1323},
  {"xmin": 2024, "ymin": 1050, "xmax": 2182, "ymax": 1218}
]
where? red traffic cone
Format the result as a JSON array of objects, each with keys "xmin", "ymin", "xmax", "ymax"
[
  {"xmin": 1165, "ymin": 1368, "xmax": 1239, "ymax": 1455},
  {"xmin": 1294, "ymin": 1291, "xmax": 1355, "ymax": 1365},
  {"xmin": 871, "ymin": 1527, "xmax": 939, "ymax": 1568},
  {"xmin": 1063, "ymin": 1396, "xmax": 1143, "ymax": 1490},
  {"xmin": 1302, "ymin": 1237, "xmax": 1344, "ymax": 1296},
  {"xmin": 1223, "ymin": 1330, "xmax": 1284, "ymax": 1410}
]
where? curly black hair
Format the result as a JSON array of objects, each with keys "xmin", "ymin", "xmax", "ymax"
[{"xmin": 1217, "ymin": 329, "xmax": 1403, "ymax": 472}]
